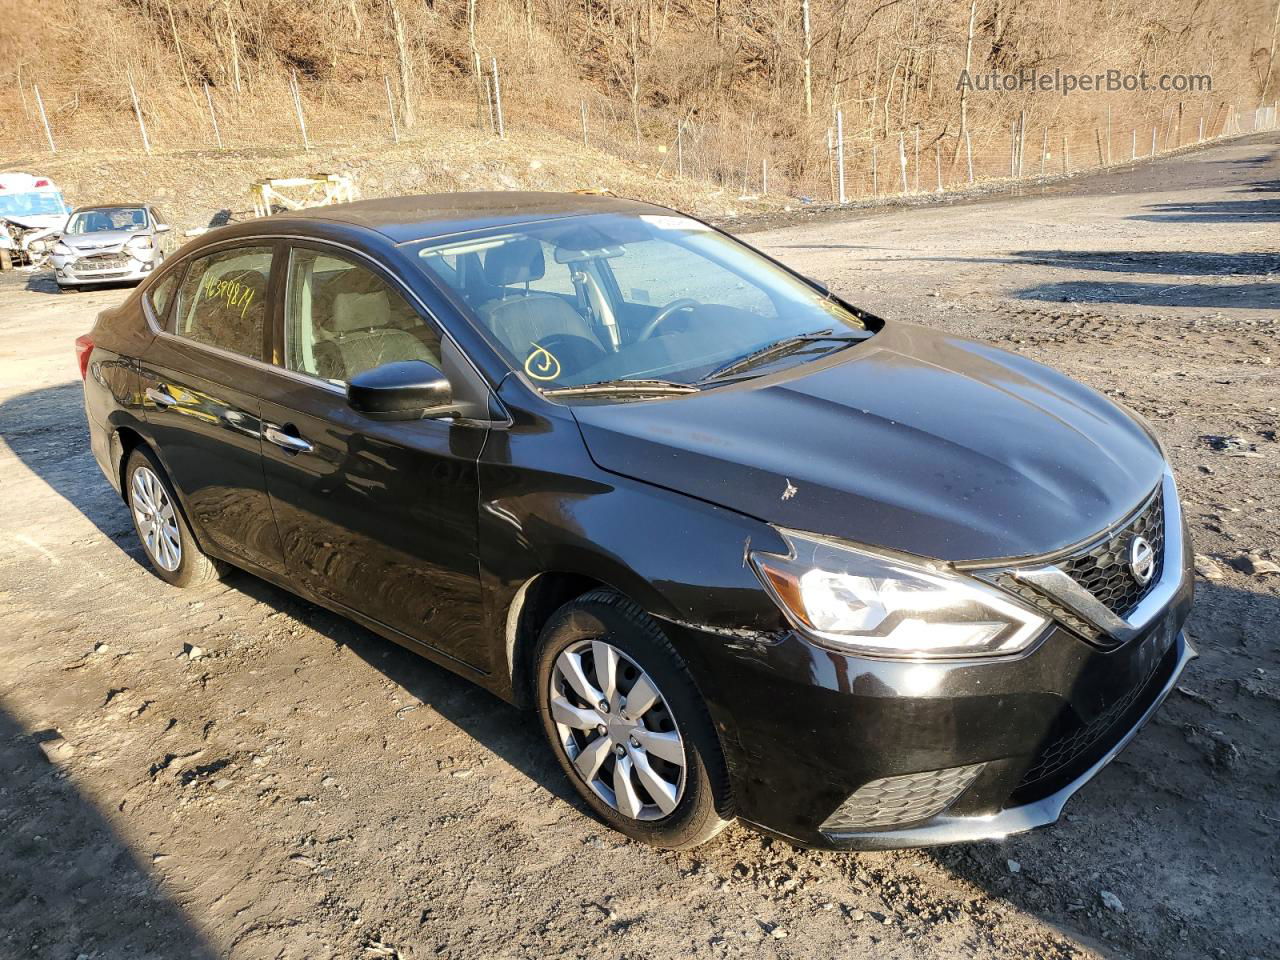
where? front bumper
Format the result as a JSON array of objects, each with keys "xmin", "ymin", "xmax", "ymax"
[
  {"xmin": 52, "ymin": 252, "xmax": 155, "ymax": 285},
  {"xmin": 795, "ymin": 630, "xmax": 1194, "ymax": 849},
  {"xmin": 664, "ymin": 539, "xmax": 1194, "ymax": 850}
]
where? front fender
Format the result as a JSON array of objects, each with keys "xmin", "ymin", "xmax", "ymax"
[{"xmin": 476, "ymin": 396, "xmax": 790, "ymax": 703}]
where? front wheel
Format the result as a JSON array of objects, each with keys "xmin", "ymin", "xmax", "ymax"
[{"xmin": 534, "ymin": 589, "xmax": 734, "ymax": 849}]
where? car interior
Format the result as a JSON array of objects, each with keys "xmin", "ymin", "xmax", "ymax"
[
  {"xmin": 421, "ymin": 232, "xmax": 778, "ymax": 385},
  {"xmin": 287, "ymin": 252, "xmax": 441, "ymax": 383}
]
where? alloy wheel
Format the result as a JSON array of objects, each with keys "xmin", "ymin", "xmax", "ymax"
[
  {"xmin": 549, "ymin": 639, "xmax": 687, "ymax": 820},
  {"xmin": 131, "ymin": 466, "xmax": 182, "ymax": 572}
]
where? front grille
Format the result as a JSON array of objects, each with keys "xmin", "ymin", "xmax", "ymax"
[
  {"xmin": 821, "ymin": 763, "xmax": 985, "ymax": 832},
  {"xmin": 1013, "ymin": 641, "xmax": 1173, "ymax": 799},
  {"xmin": 74, "ymin": 254, "xmax": 131, "ymax": 272},
  {"xmin": 985, "ymin": 485, "xmax": 1166, "ymax": 646},
  {"xmin": 1059, "ymin": 489, "xmax": 1164, "ymax": 618}
]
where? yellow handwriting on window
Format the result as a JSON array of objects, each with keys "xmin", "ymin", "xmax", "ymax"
[{"xmin": 203, "ymin": 275, "xmax": 256, "ymax": 319}]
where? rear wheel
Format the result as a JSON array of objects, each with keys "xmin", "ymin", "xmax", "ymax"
[
  {"xmin": 125, "ymin": 447, "xmax": 225, "ymax": 587},
  {"xmin": 534, "ymin": 589, "xmax": 733, "ymax": 849}
]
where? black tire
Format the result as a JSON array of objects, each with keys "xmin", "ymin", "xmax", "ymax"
[
  {"xmin": 534, "ymin": 589, "xmax": 733, "ymax": 849},
  {"xmin": 124, "ymin": 447, "xmax": 226, "ymax": 587}
]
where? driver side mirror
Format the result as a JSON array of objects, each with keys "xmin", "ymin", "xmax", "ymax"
[
  {"xmin": 347, "ymin": 360, "xmax": 454, "ymax": 420},
  {"xmin": 155, "ymin": 224, "xmax": 171, "ymax": 233}
]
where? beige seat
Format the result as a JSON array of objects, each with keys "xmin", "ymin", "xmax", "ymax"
[
  {"xmin": 475, "ymin": 238, "xmax": 600, "ymax": 360},
  {"xmin": 313, "ymin": 279, "xmax": 439, "ymax": 382}
]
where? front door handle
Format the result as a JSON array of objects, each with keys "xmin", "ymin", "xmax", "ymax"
[
  {"xmin": 145, "ymin": 386, "xmax": 177, "ymax": 409},
  {"xmin": 263, "ymin": 423, "xmax": 314, "ymax": 455}
]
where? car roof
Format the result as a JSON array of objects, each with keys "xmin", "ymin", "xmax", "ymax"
[
  {"xmin": 269, "ymin": 191, "xmax": 672, "ymax": 244},
  {"xmin": 71, "ymin": 204, "xmax": 150, "ymax": 212}
]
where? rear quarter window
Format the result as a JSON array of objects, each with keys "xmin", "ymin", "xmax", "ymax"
[{"xmin": 146, "ymin": 270, "xmax": 180, "ymax": 325}]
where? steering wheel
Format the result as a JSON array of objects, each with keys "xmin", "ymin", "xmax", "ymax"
[{"xmin": 637, "ymin": 298, "xmax": 699, "ymax": 342}]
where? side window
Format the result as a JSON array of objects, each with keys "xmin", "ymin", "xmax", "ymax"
[
  {"xmin": 146, "ymin": 269, "xmax": 180, "ymax": 324},
  {"xmin": 607, "ymin": 240, "xmax": 776, "ymax": 317},
  {"xmin": 284, "ymin": 247, "xmax": 442, "ymax": 384},
  {"xmin": 173, "ymin": 245, "xmax": 273, "ymax": 360}
]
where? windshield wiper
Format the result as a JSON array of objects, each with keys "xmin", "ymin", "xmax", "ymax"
[
  {"xmin": 699, "ymin": 328, "xmax": 865, "ymax": 383},
  {"xmin": 542, "ymin": 378, "xmax": 700, "ymax": 398}
]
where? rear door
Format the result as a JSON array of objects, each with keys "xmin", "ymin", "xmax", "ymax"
[
  {"xmin": 137, "ymin": 242, "xmax": 286, "ymax": 574},
  {"xmin": 257, "ymin": 241, "xmax": 492, "ymax": 671}
]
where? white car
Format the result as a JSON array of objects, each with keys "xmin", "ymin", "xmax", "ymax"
[
  {"xmin": 51, "ymin": 204, "xmax": 175, "ymax": 290},
  {"xmin": 0, "ymin": 172, "xmax": 71, "ymax": 267}
]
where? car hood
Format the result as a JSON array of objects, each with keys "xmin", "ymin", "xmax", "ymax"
[
  {"xmin": 60, "ymin": 230, "xmax": 141, "ymax": 252},
  {"xmin": 2, "ymin": 212, "xmax": 68, "ymax": 232},
  {"xmin": 571, "ymin": 323, "xmax": 1165, "ymax": 563}
]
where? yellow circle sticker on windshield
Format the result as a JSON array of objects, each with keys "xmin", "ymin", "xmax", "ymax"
[{"xmin": 525, "ymin": 344, "xmax": 561, "ymax": 381}]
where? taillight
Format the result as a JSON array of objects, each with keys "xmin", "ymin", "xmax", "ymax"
[{"xmin": 75, "ymin": 334, "xmax": 94, "ymax": 380}]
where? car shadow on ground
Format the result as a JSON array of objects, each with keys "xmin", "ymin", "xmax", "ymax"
[{"xmin": 0, "ymin": 705, "xmax": 221, "ymax": 959}]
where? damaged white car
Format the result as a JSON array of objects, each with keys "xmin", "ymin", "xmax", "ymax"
[
  {"xmin": 0, "ymin": 172, "xmax": 71, "ymax": 268},
  {"xmin": 50, "ymin": 204, "xmax": 174, "ymax": 291}
]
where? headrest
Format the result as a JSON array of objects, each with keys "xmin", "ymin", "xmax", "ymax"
[
  {"xmin": 483, "ymin": 237, "xmax": 545, "ymax": 285},
  {"xmin": 331, "ymin": 290, "xmax": 391, "ymax": 332}
]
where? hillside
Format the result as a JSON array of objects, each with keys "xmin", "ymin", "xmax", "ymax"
[{"xmin": 2, "ymin": 0, "xmax": 1277, "ymax": 217}]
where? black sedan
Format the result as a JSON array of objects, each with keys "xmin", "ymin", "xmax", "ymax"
[{"xmin": 76, "ymin": 192, "xmax": 1194, "ymax": 850}]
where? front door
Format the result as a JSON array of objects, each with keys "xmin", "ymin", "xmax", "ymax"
[
  {"xmin": 137, "ymin": 242, "xmax": 285, "ymax": 574},
  {"xmin": 257, "ymin": 243, "xmax": 491, "ymax": 671}
]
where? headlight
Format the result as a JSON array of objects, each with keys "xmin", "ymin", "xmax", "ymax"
[
  {"xmin": 126, "ymin": 235, "xmax": 154, "ymax": 251},
  {"xmin": 53, "ymin": 241, "xmax": 72, "ymax": 256},
  {"xmin": 750, "ymin": 530, "xmax": 1047, "ymax": 659}
]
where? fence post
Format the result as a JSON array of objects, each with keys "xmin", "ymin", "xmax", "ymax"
[
  {"xmin": 581, "ymin": 100, "xmax": 589, "ymax": 147},
  {"xmin": 1017, "ymin": 109, "xmax": 1026, "ymax": 178},
  {"xmin": 33, "ymin": 85, "xmax": 56, "ymax": 154},
  {"xmin": 871, "ymin": 143, "xmax": 878, "ymax": 198},
  {"xmin": 1010, "ymin": 122, "xmax": 1017, "ymax": 176},
  {"xmin": 826, "ymin": 128, "xmax": 833, "ymax": 200},
  {"xmin": 1062, "ymin": 132, "xmax": 1069, "ymax": 173},
  {"xmin": 836, "ymin": 111, "xmax": 846, "ymax": 203},
  {"xmin": 204, "ymin": 82, "xmax": 223, "ymax": 149},
  {"xmin": 127, "ymin": 72, "xmax": 151, "ymax": 154},
  {"xmin": 965, "ymin": 130, "xmax": 974, "ymax": 184},
  {"xmin": 1131, "ymin": 128, "xmax": 1136, "ymax": 161},
  {"xmin": 1198, "ymin": 115, "xmax": 1204, "ymax": 141},
  {"xmin": 935, "ymin": 144, "xmax": 942, "ymax": 191},
  {"xmin": 1040, "ymin": 126, "xmax": 1047, "ymax": 177},
  {"xmin": 898, "ymin": 131, "xmax": 908, "ymax": 193},
  {"xmin": 1151, "ymin": 125, "xmax": 1157, "ymax": 156},
  {"xmin": 913, "ymin": 127, "xmax": 920, "ymax": 193},
  {"xmin": 1105, "ymin": 105, "xmax": 1111, "ymax": 164},
  {"xmin": 289, "ymin": 71, "xmax": 310, "ymax": 150},
  {"xmin": 384, "ymin": 75, "xmax": 400, "ymax": 144},
  {"xmin": 491, "ymin": 58, "xmax": 505, "ymax": 139},
  {"xmin": 1094, "ymin": 127, "xmax": 1104, "ymax": 166},
  {"xmin": 677, "ymin": 122, "xmax": 683, "ymax": 177}
]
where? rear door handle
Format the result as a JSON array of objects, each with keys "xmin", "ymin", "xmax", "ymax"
[
  {"xmin": 145, "ymin": 386, "xmax": 177, "ymax": 408},
  {"xmin": 263, "ymin": 423, "xmax": 314, "ymax": 455}
]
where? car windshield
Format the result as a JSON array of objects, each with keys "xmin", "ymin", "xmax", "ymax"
[
  {"xmin": 65, "ymin": 207, "xmax": 148, "ymax": 235},
  {"xmin": 414, "ymin": 213, "xmax": 874, "ymax": 392},
  {"xmin": 0, "ymin": 191, "xmax": 68, "ymax": 218}
]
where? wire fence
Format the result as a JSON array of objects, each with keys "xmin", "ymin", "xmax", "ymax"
[{"xmin": 4, "ymin": 69, "xmax": 1278, "ymax": 207}]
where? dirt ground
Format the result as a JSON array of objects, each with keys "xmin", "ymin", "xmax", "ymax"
[{"xmin": 1, "ymin": 134, "xmax": 1277, "ymax": 960}]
